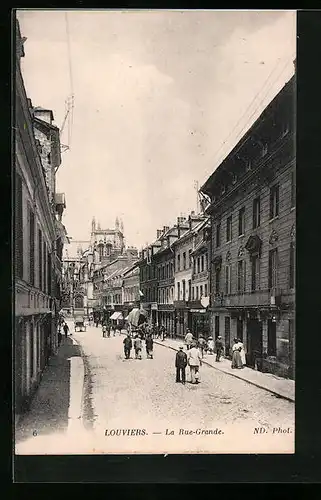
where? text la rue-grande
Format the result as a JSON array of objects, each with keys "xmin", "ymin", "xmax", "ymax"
[{"xmin": 166, "ymin": 428, "xmax": 224, "ymax": 436}]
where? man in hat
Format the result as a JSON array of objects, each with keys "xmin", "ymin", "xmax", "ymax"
[
  {"xmin": 187, "ymin": 342, "xmax": 202, "ymax": 384},
  {"xmin": 197, "ymin": 335, "xmax": 206, "ymax": 358},
  {"xmin": 185, "ymin": 329, "xmax": 193, "ymax": 350},
  {"xmin": 215, "ymin": 335, "xmax": 224, "ymax": 362},
  {"xmin": 175, "ymin": 346, "xmax": 188, "ymax": 384},
  {"xmin": 207, "ymin": 336, "xmax": 214, "ymax": 355}
]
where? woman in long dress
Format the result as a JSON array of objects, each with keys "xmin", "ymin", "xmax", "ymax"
[
  {"xmin": 237, "ymin": 338, "xmax": 246, "ymax": 366},
  {"xmin": 231, "ymin": 338, "xmax": 243, "ymax": 369}
]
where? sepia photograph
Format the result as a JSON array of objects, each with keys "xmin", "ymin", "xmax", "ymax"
[{"xmin": 14, "ymin": 9, "xmax": 296, "ymax": 456}]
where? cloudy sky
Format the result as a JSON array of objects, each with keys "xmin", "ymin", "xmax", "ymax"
[{"xmin": 17, "ymin": 9, "xmax": 296, "ymax": 249}]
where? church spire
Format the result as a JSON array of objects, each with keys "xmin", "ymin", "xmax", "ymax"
[
  {"xmin": 115, "ymin": 216, "xmax": 120, "ymax": 230},
  {"xmin": 91, "ymin": 216, "xmax": 96, "ymax": 233}
]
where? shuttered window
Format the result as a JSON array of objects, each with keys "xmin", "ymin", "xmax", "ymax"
[
  {"xmin": 15, "ymin": 173, "xmax": 24, "ymax": 278},
  {"xmin": 38, "ymin": 230, "xmax": 43, "ymax": 290},
  {"xmin": 29, "ymin": 206, "xmax": 35, "ymax": 285}
]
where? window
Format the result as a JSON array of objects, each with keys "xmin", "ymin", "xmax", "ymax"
[
  {"xmin": 251, "ymin": 255, "xmax": 260, "ymax": 292},
  {"xmin": 225, "ymin": 265, "xmax": 231, "ymax": 295},
  {"xmin": 29, "ymin": 206, "xmax": 35, "ymax": 286},
  {"xmin": 291, "ymin": 171, "xmax": 296, "ymax": 208},
  {"xmin": 253, "ymin": 197, "xmax": 261, "ymax": 229},
  {"xmin": 38, "ymin": 230, "xmax": 43, "ymax": 290},
  {"xmin": 177, "ymin": 282, "xmax": 180, "ymax": 300},
  {"xmin": 204, "ymin": 283, "xmax": 208, "ymax": 297},
  {"xmin": 237, "ymin": 260, "xmax": 246, "ymax": 293},
  {"xmin": 196, "ymin": 286, "xmax": 199, "ymax": 300},
  {"xmin": 226, "ymin": 215, "xmax": 232, "ymax": 242},
  {"xmin": 215, "ymin": 267, "xmax": 221, "ymax": 294},
  {"xmin": 268, "ymin": 249, "xmax": 278, "ymax": 289},
  {"xmin": 238, "ymin": 207, "xmax": 245, "ymax": 236},
  {"xmin": 182, "ymin": 280, "xmax": 186, "ymax": 301},
  {"xmin": 188, "ymin": 280, "xmax": 192, "ymax": 300},
  {"xmin": 43, "ymin": 240, "xmax": 47, "ymax": 293},
  {"xmin": 289, "ymin": 242, "xmax": 295, "ymax": 289},
  {"xmin": 192, "ymin": 287, "xmax": 195, "ymax": 300},
  {"xmin": 204, "ymin": 253, "xmax": 208, "ymax": 270},
  {"xmin": 177, "ymin": 254, "xmax": 180, "ymax": 272},
  {"xmin": 183, "ymin": 252, "xmax": 186, "ymax": 270},
  {"xmin": 15, "ymin": 173, "xmax": 23, "ymax": 279},
  {"xmin": 216, "ymin": 223, "xmax": 221, "ymax": 248},
  {"xmin": 188, "ymin": 249, "xmax": 192, "ymax": 268},
  {"xmin": 200, "ymin": 285, "xmax": 203, "ymax": 297},
  {"xmin": 48, "ymin": 251, "xmax": 52, "ymax": 295},
  {"xmin": 262, "ymin": 144, "xmax": 268, "ymax": 157},
  {"xmin": 267, "ymin": 319, "xmax": 277, "ymax": 356},
  {"xmin": 201, "ymin": 255, "xmax": 204, "ymax": 272},
  {"xmin": 197, "ymin": 257, "xmax": 200, "ymax": 274},
  {"xmin": 270, "ymin": 184, "xmax": 279, "ymax": 219}
]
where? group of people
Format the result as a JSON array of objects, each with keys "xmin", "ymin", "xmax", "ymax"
[
  {"xmin": 184, "ymin": 330, "xmax": 246, "ymax": 369},
  {"xmin": 184, "ymin": 330, "xmax": 224, "ymax": 362},
  {"xmin": 122, "ymin": 333, "xmax": 154, "ymax": 360},
  {"xmin": 175, "ymin": 343, "xmax": 203, "ymax": 385},
  {"xmin": 102, "ymin": 322, "xmax": 122, "ymax": 338}
]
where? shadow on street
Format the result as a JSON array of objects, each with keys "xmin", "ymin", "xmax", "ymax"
[{"xmin": 15, "ymin": 337, "xmax": 82, "ymax": 447}]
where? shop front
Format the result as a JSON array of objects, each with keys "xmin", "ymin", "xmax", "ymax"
[
  {"xmin": 189, "ymin": 309, "xmax": 210, "ymax": 339},
  {"xmin": 158, "ymin": 304, "xmax": 175, "ymax": 337},
  {"xmin": 174, "ymin": 301, "xmax": 189, "ymax": 338}
]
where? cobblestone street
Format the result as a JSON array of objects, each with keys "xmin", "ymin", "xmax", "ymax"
[{"xmin": 74, "ymin": 325, "xmax": 295, "ymax": 454}]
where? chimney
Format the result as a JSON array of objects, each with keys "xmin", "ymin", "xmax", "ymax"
[
  {"xmin": 157, "ymin": 229, "xmax": 162, "ymax": 239},
  {"xmin": 163, "ymin": 226, "xmax": 169, "ymax": 234}
]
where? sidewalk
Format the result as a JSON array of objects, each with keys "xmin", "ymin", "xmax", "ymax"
[
  {"xmin": 154, "ymin": 337, "xmax": 295, "ymax": 402},
  {"xmin": 15, "ymin": 335, "xmax": 86, "ymax": 454}
]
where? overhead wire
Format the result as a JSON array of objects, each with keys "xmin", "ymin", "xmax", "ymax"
[
  {"xmin": 201, "ymin": 51, "xmax": 295, "ymax": 184},
  {"xmin": 64, "ymin": 11, "xmax": 75, "ymax": 150}
]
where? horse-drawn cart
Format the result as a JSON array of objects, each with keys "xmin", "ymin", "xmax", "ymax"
[{"xmin": 74, "ymin": 315, "xmax": 86, "ymax": 332}]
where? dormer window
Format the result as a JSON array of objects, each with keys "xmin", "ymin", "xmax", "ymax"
[{"xmin": 281, "ymin": 123, "xmax": 289, "ymax": 138}]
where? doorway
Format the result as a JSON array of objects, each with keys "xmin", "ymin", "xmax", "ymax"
[
  {"xmin": 247, "ymin": 319, "xmax": 263, "ymax": 369},
  {"xmin": 224, "ymin": 316, "xmax": 231, "ymax": 357},
  {"xmin": 237, "ymin": 318, "xmax": 243, "ymax": 341}
]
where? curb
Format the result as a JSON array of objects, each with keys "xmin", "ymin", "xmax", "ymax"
[
  {"xmin": 69, "ymin": 336, "xmax": 88, "ymax": 427},
  {"xmin": 154, "ymin": 340, "xmax": 295, "ymax": 403}
]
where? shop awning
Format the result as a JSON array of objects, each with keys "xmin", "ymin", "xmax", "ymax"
[
  {"xmin": 110, "ymin": 311, "xmax": 123, "ymax": 320},
  {"xmin": 127, "ymin": 308, "xmax": 148, "ymax": 327}
]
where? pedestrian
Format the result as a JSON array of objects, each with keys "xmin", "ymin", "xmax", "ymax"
[
  {"xmin": 185, "ymin": 329, "xmax": 193, "ymax": 350},
  {"xmin": 63, "ymin": 322, "xmax": 69, "ymax": 338},
  {"xmin": 197, "ymin": 335, "xmax": 206, "ymax": 358},
  {"xmin": 187, "ymin": 342, "xmax": 202, "ymax": 384},
  {"xmin": 134, "ymin": 335, "xmax": 143, "ymax": 359},
  {"xmin": 123, "ymin": 334, "xmax": 132, "ymax": 359},
  {"xmin": 102, "ymin": 323, "xmax": 107, "ymax": 338},
  {"xmin": 175, "ymin": 346, "xmax": 188, "ymax": 384},
  {"xmin": 107, "ymin": 322, "xmax": 111, "ymax": 338},
  {"xmin": 58, "ymin": 326, "xmax": 62, "ymax": 346},
  {"xmin": 231, "ymin": 338, "xmax": 243, "ymax": 369},
  {"xmin": 237, "ymin": 338, "xmax": 246, "ymax": 366},
  {"xmin": 207, "ymin": 336, "xmax": 214, "ymax": 355},
  {"xmin": 215, "ymin": 335, "xmax": 224, "ymax": 362},
  {"xmin": 145, "ymin": 334, "xmax": 154, "ymax": 359}
]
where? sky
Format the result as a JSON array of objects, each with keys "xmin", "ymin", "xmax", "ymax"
[{"xmin": 17, "ymin": 9, "xmax": 296, "ymax": 250}]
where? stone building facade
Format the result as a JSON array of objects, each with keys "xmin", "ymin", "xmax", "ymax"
[
  {"xmin": 15, "ymin": 19, "xmax": 66, "ymax": 418},
  {"xmin": 201, "ymin": 73, "xmax": 296, "ymax": 378}
]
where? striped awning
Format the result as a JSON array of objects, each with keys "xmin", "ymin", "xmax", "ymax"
[{"xmin": 110, "ymin": 311, "xmax": 123, "ymax": 320}]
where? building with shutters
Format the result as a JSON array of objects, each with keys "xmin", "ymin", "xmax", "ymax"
[
  {"xmin": 15, "ymin": 19, "xmax": 67, "ymax": 419},
  {"xmin": 200, "ymin": 72, "xmax": 296, "ymax": 379}
]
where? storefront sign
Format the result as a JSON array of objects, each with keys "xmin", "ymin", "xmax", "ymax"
[{"xmin": 190, "ymin": 309, "xmax": 206, "ymax": 313}]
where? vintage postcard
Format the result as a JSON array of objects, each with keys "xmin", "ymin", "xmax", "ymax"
[{"xmin": 14, "ymin": 9, "xmax": 296, "ymax": 456}]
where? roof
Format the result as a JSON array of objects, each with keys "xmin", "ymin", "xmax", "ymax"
[{"xmin": 201, "ymin": 75, "xmax": 295, "ymax": 196}]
